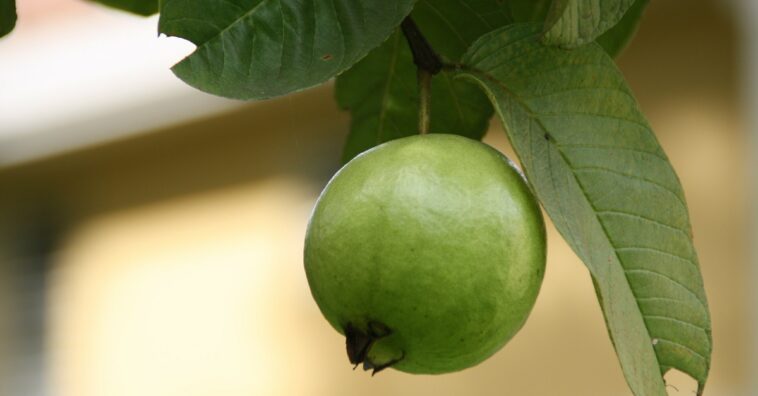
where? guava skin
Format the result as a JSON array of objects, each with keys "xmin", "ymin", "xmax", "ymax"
[{"xmin": 304, "ymin": 134, "xmax": 546, "ymax": 374}]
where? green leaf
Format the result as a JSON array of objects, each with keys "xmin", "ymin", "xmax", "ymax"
[
  {"xmin": 457, "ymin": 24, "xmax": 711, "ymax": 395},
  {"xmin": 596, "ymin": 0, "xmax": 648, "ymax": 58},
  {"xmin": 503, "ymin": 0, "xmax": 551, "ymax": 24},
  {"xmin": 543, "ymin": 0, "xmax": 636, "ymax": 48},
  {"xmin": 0, "ymin": 0, "xmax": 16, "ymax": 38},
  {"xmin": 410, "ymin": 0, "xmax": 515, "ymax": 61},
  {"xmin": 336, "ymin": 31, "xmax": 492, "ymax": 162},
  {"xmin": 336, "ymin": 0, "xmax": 513, "ymax": 161},
  {"xmin": 88, "ymin": 0, "xmax": 158, "ymax": 16},
  {"xmin": 158, "ymin": 0, "xmax": 416, "ymax": 100},
  {"xmin": 501, "ymin": 0, "xmax": 645, "ymax": 58},
  {"xmin": 336, "ymin": 32, "xmax": 418, "ymax": 161}
]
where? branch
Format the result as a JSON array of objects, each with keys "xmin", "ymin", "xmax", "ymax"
[{"xmin": 400, "ymin": 17, "xmax": 443, "ymax": 75}]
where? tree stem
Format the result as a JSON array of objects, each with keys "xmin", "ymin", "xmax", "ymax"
[
  {"xmin": 400, "ymin": 17, "xmax": 442, "ymax": 75},
  {"xmin": 401, "ymin": 17, "xmax": 442, "ymax": 135}
]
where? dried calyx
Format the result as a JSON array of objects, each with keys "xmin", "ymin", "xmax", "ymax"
[{"xmin": 345, "ymin": 322, "xmax": 404, "ymax": 375}]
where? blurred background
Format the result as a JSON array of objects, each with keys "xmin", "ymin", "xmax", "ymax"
[{"xmin": 0, "ymin": 0, "xmax": 754, "ymax": 395}]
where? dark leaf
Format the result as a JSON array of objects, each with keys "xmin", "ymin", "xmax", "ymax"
[
  {"xmin": 159, "ymin": 0, "xmax": 416, "ymax": 100},
  {"xmin": 88, "ymin": 0, "xmax": 158, "ymax": 16},
  {"xmin": 1, "ymin": 0, "xmax": 16, "ymax": 38}
]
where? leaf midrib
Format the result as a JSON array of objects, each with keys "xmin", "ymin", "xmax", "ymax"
[
  {"xmin": 439, "ymin": 73, "xmax": 469, "ymax": 128},
  {"xmin": 376, "ymin": 32, "xmax": 404, "ymax": 144}
]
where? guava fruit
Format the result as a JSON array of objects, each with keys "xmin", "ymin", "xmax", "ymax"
[{"xmin": 304, "ymin": 134, "xmax": 546, "ymax": 375}]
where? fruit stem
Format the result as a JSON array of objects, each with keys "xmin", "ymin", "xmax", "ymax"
[
  {"xmin": 418, "ymin": 70, "xmax": 432, "ymax": 135},
  {"xmin": 401, "ymin": 17, "xmax": 442, "ymax": 135}
]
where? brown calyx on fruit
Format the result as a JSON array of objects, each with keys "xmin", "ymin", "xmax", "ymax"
[
  {"xmin": 345, "ymin": 321, "xmax": 403, "ymax": 375},
  {"xmin": 346, "ymin": 323, "xmax": 373, "ymax": 366}
]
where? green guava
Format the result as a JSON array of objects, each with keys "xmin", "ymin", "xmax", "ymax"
[{"xmin": 304, "ymin": 134, "xmax": 546, "ymax": 375}]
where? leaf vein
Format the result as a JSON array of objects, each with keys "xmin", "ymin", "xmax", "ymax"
[
  {"xmin": 643, "ymin": 315, "xmax": 708, "ymax": 333},
  {"xmin": 572, "ymin": 165, "xmax": 687, "ymax": 210},
  {"xmin": 654, "ymin": 338, "xmax": 708, "ymax": 362},
  {"xmin": 557, "ymin": 143, "xmax": 667, "ymax": 161},
  {"xmin": 624, "ymin": 268, "xmax": 707, "ymax": 308},
  {"xmin": 597, "ymin": 210, "xmax": 689, "ymax": 238},
  {"xmin": 616, "ymin": 247, "xmax": 696, "ymax": 268}
]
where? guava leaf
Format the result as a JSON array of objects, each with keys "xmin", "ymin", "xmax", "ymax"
[
  {"xmin": 336, "ymin": 31, "xmax": 492, "ymax": 162},
  {"xmin": 595, "ymin": 0, "xmax": 648, "ymax": 58},
  {"xmin": 158, "ymin": 0, "xmax": 416, "ymax": 100},
  {"xmin": 88, "ymin": 0, "xmax": 158, "ymax": 16},
  {"xmin": 502, "ymin": 0, "xmax": 552, "ymax": 24},
  {"xmin": 336, "ymin": 32, "xmax": 418, "ymax": 162},
  {"xmin": 410, "ymin": 0, "xmax": 515, "ymax": 61},
  {"xmin": 543, "ymin": 0, "xmax": 636, "ymax": 48},
  {"xmin": 502, "ymin": 0, "xmax": 644, "ymax": 58},
  {"xmin": 336, "ymin": 0, "xmax": 512, "ymax": 161},
  {"xmin": 0, "ymin": 0, "xmax": 16, "ymax": 38},
  {"xmin": 457, "ymin": 24, "xmax": 711, "ymax": 395}
]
